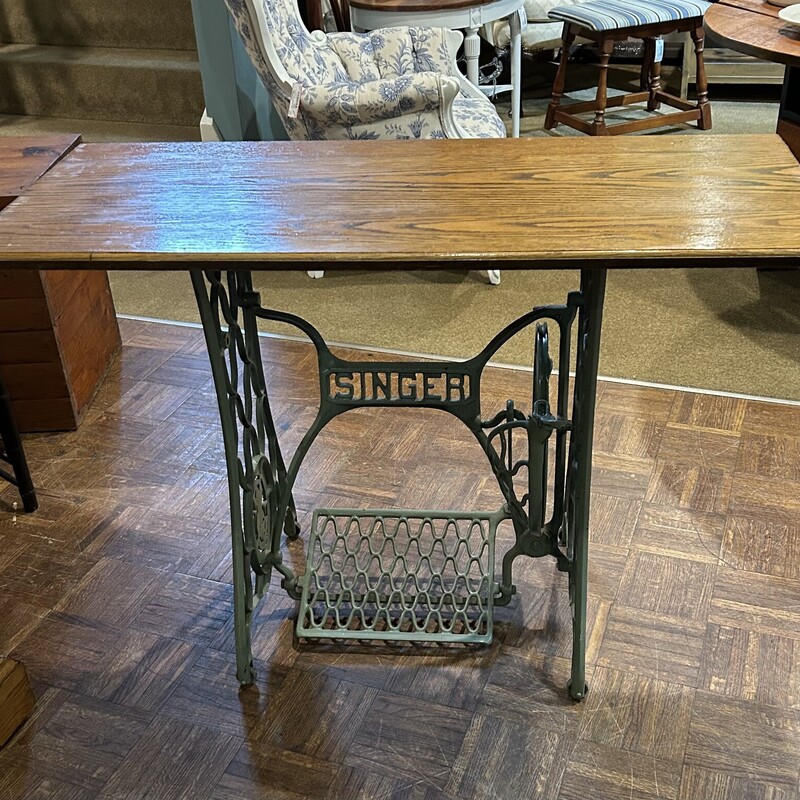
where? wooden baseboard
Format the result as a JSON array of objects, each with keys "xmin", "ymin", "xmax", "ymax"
[{"xmin": 0, "ymin": 658, "xmax": 35, "ymax": 748}]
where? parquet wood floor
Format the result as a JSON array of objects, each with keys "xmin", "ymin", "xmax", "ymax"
[{"xmin": 1, "ymin": 318, "xmax": 799, "ymax": 800}]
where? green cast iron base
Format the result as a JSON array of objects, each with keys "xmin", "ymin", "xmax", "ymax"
[
  {"xmin": 298, "ymin": 507, "xmax": 505, "ymax": 643},
  {"xmin": 191, "ymin": 268, "xmax": 607, "ymax": 699}
]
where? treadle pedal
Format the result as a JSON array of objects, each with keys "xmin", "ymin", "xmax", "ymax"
[{"xmin": 297, "ymin": 508, "xmax": 505, "ymax": 644}]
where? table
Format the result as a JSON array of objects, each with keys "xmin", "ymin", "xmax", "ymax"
[
  {"xmin": 349, "ymin": 0, "xmax": 525, "ymax": 136},
  {"xmin": 1, "ymin": 136, "xmax": 798, "ymax": 701},
  {"xmin": 0, "ymin": 136, "xmax": 120, "ymax": 432},
  {"xmin": 706, "ymin": 0, "xmax": 800, "ymax": 158}
]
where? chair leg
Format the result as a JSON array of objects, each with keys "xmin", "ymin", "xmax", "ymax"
[
  {"xmin": 330, "ymin": 0, "xmax": 350, "ymax": 32},
  {"xmin": 647, "ymin": 38, "xmax": 662, "ymax": 111},
  {"xmin": 640, "ymin": 37, "xmax": 654, "ymax": 92},
  {"xmin": 0, "ymin": 374, "xmax": 37, "ymax": 513},
  {"xmin": 680, "ymin": 31, "xmax": 692, "ymax": 101},
  {"xmin": 691, "ymin": 23, "xmax": 712, "ymax": 130},
  {"xmin": 509, "ymin": 9, "xmax": 523, "ymax": 138},
  {"xmin": 305, "ymin": 0, "xmax": 324, "ymax": 30},
  {"xmin": 545, "ymin": 25, "xmax": 576, "ymax": 130},
  {"xmin": 590, "ymin": 36, "xmax": 613, "ymax": 135}
]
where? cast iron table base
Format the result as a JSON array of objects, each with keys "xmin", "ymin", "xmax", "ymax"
[{"xmin": 191, "ymin": 267, "xmax": 606, "ymax": 701}]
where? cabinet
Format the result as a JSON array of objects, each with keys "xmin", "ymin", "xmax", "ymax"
[{"xmin": 0, "ymin": 136, "xmax": 120, "ymax": 432}]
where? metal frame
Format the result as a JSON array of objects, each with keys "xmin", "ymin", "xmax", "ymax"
[
  {"xmin": 0, "ymin": 372, "xmax": 38, "ymax": 513},
  {"xmin": 299, "ymin": 507, "xmax": 505, "ymax": 643},
  {"xmin": 191, "ymin": 268, "xmax": 606, "ymax": 700}
]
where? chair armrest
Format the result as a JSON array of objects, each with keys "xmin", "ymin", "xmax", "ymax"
[{"xmin": 299, "ymin": 71, "xmax": 458, "ymax": 126}]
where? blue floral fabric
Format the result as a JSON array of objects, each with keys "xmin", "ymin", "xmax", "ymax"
[{"xmin": 224, "ymin": 0, "xmax": 506, "ymax": 139}]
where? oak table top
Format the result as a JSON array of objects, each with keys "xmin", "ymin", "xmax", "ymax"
[
  {"xmin": 705, "ymin": 0, "xmax": 800, "ymax": 66},
  {"xmin": 0, "ymin": 135, "xmax": 799, "ymax": 271},
  {"xmin": 0, "ymin": 134, "xmax": 80, "ymax": 205}
]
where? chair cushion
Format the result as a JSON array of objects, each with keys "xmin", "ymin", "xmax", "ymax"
[
  {"xmin": 548, "ymin": 0, "xmax": 711, "ymax": 31},
  {"xmin": 452, "ymin": 94, "xmax": 508, "ymax": 138}
]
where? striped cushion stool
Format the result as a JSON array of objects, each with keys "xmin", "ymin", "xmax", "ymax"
[{"xmin": 545, "ymin": 0, "xmax": 712, "ymax": 135}]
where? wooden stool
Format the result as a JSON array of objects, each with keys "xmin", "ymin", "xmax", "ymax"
[{"xmin": 545, "ymin": 0, "xmax": 712, "ymax": 135}]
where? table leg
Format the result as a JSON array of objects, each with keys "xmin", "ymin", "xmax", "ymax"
[
  {"xmin": 465, "ymin": 25, "xmax": 481, "ymax": 86},
  {"xmin": 509, "ymin": 8, "xmax": 522, "ymax": 138},
  {"xmin": 778, "ymin": 66, "xmax": 800, "ymax": 161},
  {"xmin": 191, "ymin": 270, "xmax": 301, "ymax": 686},
  {"xmin": 565, "ymin": 267, "xmax": 606, "ymax": 701}
]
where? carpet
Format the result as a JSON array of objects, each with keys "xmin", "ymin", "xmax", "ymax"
[{"xmin": 110, "ymin": 265, "xmax": 800, "ymax": 401}]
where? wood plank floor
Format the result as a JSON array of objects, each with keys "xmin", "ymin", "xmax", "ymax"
[{"xmin": 1, "ymin": 318, "xmax": 799, "ymax": 800}]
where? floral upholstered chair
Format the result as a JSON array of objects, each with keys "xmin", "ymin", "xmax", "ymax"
[
  {"xmin": 225, "ymin": 0, "xmax": 506, "ymax": 282},
  {"xmin": 225, "ymin": 0, "xmax": 507, "ymax": 141}
]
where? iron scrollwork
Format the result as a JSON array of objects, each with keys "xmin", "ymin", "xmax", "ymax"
[{"xmin": 192, "ymin": 268, "xmax": 607, "ymax": 700}]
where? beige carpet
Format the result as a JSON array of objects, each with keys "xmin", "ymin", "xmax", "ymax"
[
  {"xmin": 111, "ymin": 265, "xmax": 800, "ymax": 400},
  {"xmin": 110, "ymin": 91, "xmax": 800, "ymax": 401}
]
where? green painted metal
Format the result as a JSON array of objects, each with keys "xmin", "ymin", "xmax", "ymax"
[
  {"xmin": 561, "ymin": 268, "xmax": 606, "ymax": 701},
  {"xmin": 191, "ymin": 268, "xmax": 607, "ymax": 698},
  {"xmin": 298, "ymin": 508, "xmax": 504, "ymax": 642}
]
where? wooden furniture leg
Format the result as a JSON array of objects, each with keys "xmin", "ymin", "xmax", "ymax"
[
  {"xmin": 331, "ymin": 0, "xmax": 351, "ymax": 31},
  {"xmin": 691, "ymin": 23, "xmax": 712, "ymax": 129},
  {"xmin": 777, "ymin": 67, "xmax": 800, "ymax": 160},
  {"xmin": 591, "ymin": 35, "xmax": 613, "ymax": 135},
  {"xmin": 648, "ymin": 38, "xmax": 663, "ymax": 111},
  {"xmin": 0, "ymin": 658, "xmax": 35, "ymax": 748},
  {"xmin": 545, "ymin": 26, "xmax": 576, "ymax": 130},
  {"xmin": 680, "ymin": 31, "xmax": 691, "ymax": 100},
  {"xmin": 306, "ymin": 0, "xmax": 324, "ymax": 30},
  {"xmin": 641, "ymin": 37, "xmax": 655, "ymax": 91}
]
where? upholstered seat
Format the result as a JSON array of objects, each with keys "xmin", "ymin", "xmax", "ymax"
[{"xmin": 548, "ymin": 0, "xmax": 711, "ymax": 30}]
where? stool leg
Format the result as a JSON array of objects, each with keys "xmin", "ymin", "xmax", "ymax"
[
  {"xmin": 590, "ymin": 35, "xmax": 613, "ymax": 135},
  {"xmin": 691, "ymin": 23, "xmax": 712, "ymax": 130},
  {"xmin": 545, "ymin": 25, "xmax": 576, "ymax": 130},
  {"xmin": 647, "ymin": 38, "xmax": 662, "ymax": 111},
  {"xmin": 640, "ymin": 37, "xmax": 654, "ymax": 91}
]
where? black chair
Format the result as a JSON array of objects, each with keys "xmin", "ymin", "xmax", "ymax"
[{"xmin": 0, "ymin": 372, "xmax": 37, "ymax": 513}]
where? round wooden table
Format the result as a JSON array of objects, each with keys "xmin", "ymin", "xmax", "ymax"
[
  {"xmin": 348, "ymin": 0, "xmax": 525, "ymax": 137},
  {"xmin": 705, "ymin": 0, "xmax": 800, "ymax": 157}
]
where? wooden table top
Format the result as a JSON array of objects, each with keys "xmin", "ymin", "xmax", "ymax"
[
  {"xmin": 0, "ymin": 134, "xmax": 80, "ymax": 207},
  {"xmin": 706, "ymin": 0, "xmax": 800, "ymax": 66},
  {"xmin": 1, "ymin": 136, "xmax": 799, "ymax": 271}
]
